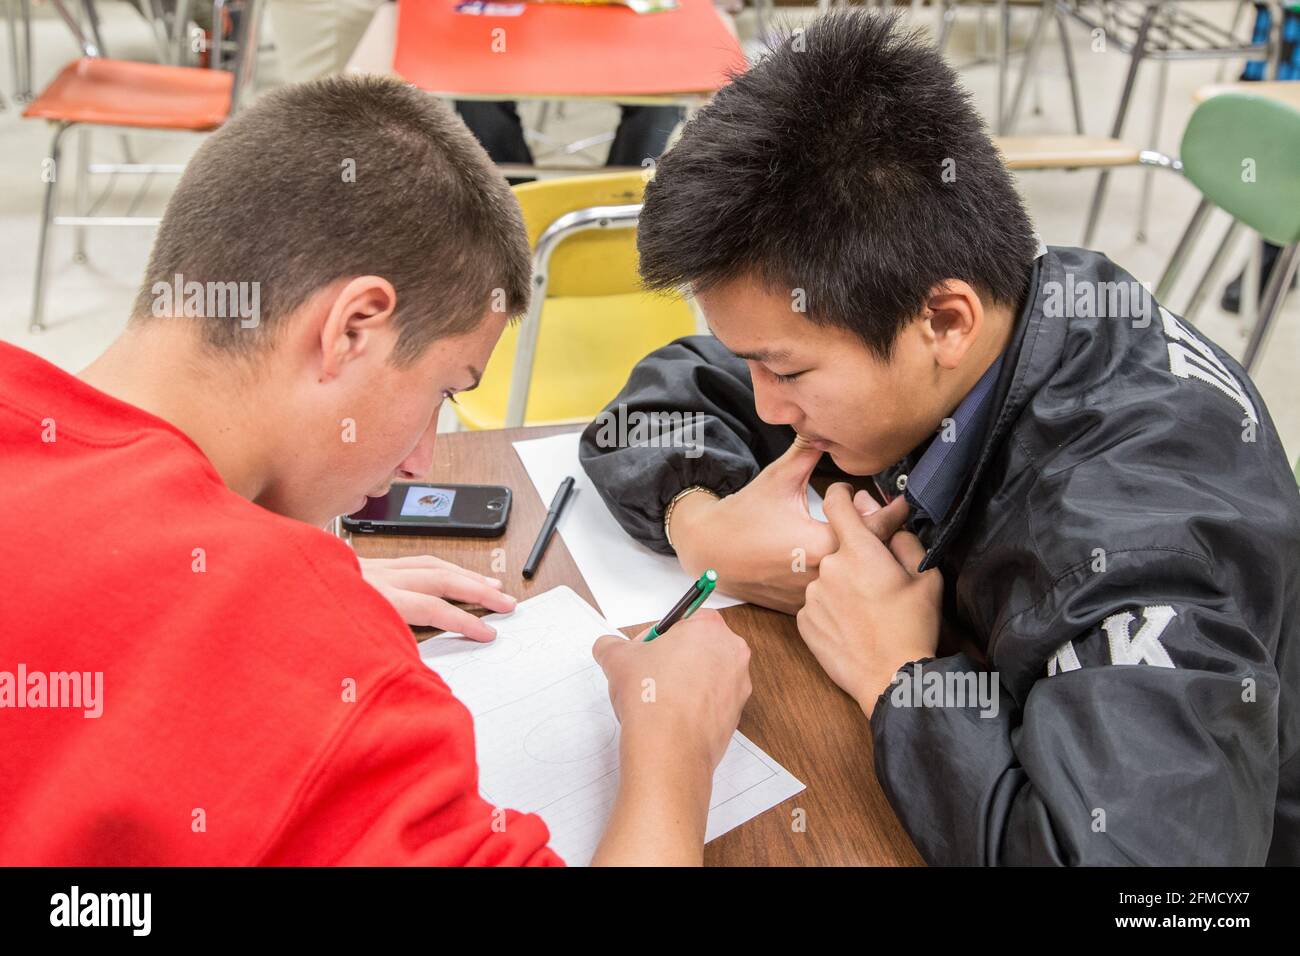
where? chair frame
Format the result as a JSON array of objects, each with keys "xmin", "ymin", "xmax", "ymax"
[
  {"xmin": 28, "ymin": 0, "xmax": 264, "ymax": 333},
  {"xmin": 505, "ymin": 203, "xmax": 643, "ymax": 428},
  {"xmin": 938, "ymin": 0, "xmax": 1081, "ymax": 135},
  {"xmin": 1007, "ymin": 0, "xmax": 1282, "ymax": 246},
  {"xmin": 1156, "ymin": 87, "xmax": 1300, "ymax": 373},
  {"xmin": 4, "ymin": 0, "xmax": 34, "ymax": 107},
  {"xmin": 1158, "ymin": 195, "xmax": 1299, "ymax": 373}
]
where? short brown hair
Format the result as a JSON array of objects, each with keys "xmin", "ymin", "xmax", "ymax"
[{"xmin": 132, "ymin": 74, "xmax": 530, "ymax": 365}]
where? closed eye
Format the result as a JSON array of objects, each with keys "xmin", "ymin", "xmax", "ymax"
[{"xmin": 771, "ymin": 369, "xmax": 808, "ymax": 384}]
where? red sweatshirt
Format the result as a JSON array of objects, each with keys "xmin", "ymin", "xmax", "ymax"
[{"xmin": 0, "ymin": 342, "xmax": 561, "ymax": 865}]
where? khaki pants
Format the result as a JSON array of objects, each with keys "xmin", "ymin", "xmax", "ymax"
[{"xmin": 268, "ymin": 0, "xmax": 388, "ymax": 84}]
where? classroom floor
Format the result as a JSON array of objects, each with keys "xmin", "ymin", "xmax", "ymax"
[{"xmin": 1, "ymin": 2, "xmax": 1296, "ymax": 459}]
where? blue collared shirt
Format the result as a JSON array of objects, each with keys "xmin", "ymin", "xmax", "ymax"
[{"xmin": 902, "ymin": 353, "xmax": 1005, "ymax": 525}]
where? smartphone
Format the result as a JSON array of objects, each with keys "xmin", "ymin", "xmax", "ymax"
[{"xmin": 341, "ymin": 482, "xmax": 511, "ymax": 537}]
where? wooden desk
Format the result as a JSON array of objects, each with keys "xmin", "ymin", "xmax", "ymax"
[{"xmin": 349, "ymin": 424, "xmax": 922, "ymax": 866}]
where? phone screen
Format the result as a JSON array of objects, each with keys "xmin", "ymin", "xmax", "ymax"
[
  {"xmin": 399, "ymin": 485, "xmax": 456, "ymax": 518},
  {"xmin": 346, "ymin": 482, "xmax": 509, "ymax": 532}
]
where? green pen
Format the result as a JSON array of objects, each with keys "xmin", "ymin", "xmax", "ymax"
[{"xmin": 643, "ymin": 569, "xmax": 718, "ymax": 641}]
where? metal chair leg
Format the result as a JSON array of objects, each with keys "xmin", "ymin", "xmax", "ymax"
[
  {"xmin": 1240, "ymin": 239, "xmax": 1262, "ymax": 335},
  {"xmin": 173, "ymin": 0, "xmax": 192, "ymax": 65},
  {"xmin": 1184, "ymin": 219, "xmax": 1242, "ymax": 323},
  {"xmin": 1242, "ymin": 243, "xmax": 1300, "ymax": 372},
  {"xmin": 6, "ymin": 0, "xmax": 35, "ymax": 103},
  {"xmin": 1083, "ymin": 2, "xmax": 1158, "ymax": 248},
  {"xmin": 936, "ymin": 0, "xmax": 958, "ymax": 52},
  {"xmin": 74, "ymin": 127, "xmax": 90, "ymax": 264},
  {"xmin": 1156, "ymin": 197, "xmax": 1212, "ymax": 301},
  {"xmin": 79, "ymin": 0, "xmax": 108, "ymax": 56},
  {"xmin": 18, "ymin": 0, "xmax": 33, "ymax": 100},
  {"xmin": 995, "ymin": 0, "xmax": 1010, "ymax": 133},
  {"xmin": 4, "ymin": 1, "xmax": 16, "ymax": 108},
  {"xmin": 1136, "ymin": 54, "xmax": 1170, "ymax": 243},
  {"xmin": 1005, "ymin": 0, "xmax": 1052, "ymax": 133},
  {"xmin": 143, "ymin": 0, "xmax": 172, "ymax": 63},
  {"xmin": 1057, "ymin": 6, "xmax": 1084, "ymax": 134},
  {"xmin": 6, "ymin": 0, "xmax": 20, "ymax": 104},
  {"xmin": 31, "ymin": 123, "xmax": 72, "ymax": 334}
]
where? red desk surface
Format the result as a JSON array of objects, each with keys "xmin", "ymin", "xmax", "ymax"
[{"xmin": 394, "ymin": 0, "xmax": 748, "ymax": 98}]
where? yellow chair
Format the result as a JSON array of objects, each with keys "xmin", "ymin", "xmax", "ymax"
[{"xmin": 450, "ymin": 171, "xmax": 698, "ymax": 430}]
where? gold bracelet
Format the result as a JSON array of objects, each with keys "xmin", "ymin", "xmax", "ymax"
[{"xmin": 663, "ymin": 485, "xmax": 719, "ymax": 549}]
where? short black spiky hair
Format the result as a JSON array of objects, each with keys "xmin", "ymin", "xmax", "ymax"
[{"xmin": 638, "ymin": 10, "xmax": 1037, "ymax": 358}]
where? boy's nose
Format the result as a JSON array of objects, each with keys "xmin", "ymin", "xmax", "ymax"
[
  {"xmin": 753, "ymin": 380, "xmax": 800, "ymax": 428},
  {"xmin": 397, "ymin": 430, "xmax": 438, "ymax": 481}
]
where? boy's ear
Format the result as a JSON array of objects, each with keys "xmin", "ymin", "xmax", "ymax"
[
  {"xmin": 318, "ymin": 276, "xmax": 398, "ymax": 381},
  {"xmin": 922, "ymin": 280, "xmax": 983, "ymax": 370}
]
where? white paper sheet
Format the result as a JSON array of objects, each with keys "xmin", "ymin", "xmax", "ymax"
[
  {"xmin": 512, "ymin": 431, "xmax": 825, "ymax": 628},
  {"xmin": 419, "ymin": 586, "xmax": 805, "ymax": 865}
]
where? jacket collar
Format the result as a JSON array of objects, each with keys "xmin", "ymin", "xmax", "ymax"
[
  {"xmin": 913, "ymin": 247, "xmax": 1070, "ymax": 572},
  {"xmin": 903, "ymin": 351, "xmax": 1005, "ymax": 524}
]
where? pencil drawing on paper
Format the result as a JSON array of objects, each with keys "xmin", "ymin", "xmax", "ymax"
[{"xmin": 523, "ymin": 710, "xmax": 618, "ymax": 763}]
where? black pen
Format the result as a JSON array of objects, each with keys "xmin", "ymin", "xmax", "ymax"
[{"xmin": 522, "ymin": 476, "xmax": 575, "ymax": 579}]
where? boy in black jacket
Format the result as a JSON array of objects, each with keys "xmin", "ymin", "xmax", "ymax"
[{"xmin": 579, "ymin": 11, "xmax": 1300, "ymax": 864}]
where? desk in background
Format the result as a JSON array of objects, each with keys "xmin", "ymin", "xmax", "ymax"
[{"xmin": 392, "ymin": 0, "xmax": 745, "ymax": 104}]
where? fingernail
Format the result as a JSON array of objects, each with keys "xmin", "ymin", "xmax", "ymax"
[
  {"xmin": 488, "ymin": 577, "xmax": 502, "ymax": 587},
  {"xmin": 854, "ymin": 489, "xmax": 879, "ymax": 512}
]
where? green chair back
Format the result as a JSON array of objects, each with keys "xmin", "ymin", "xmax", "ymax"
[{"xmin": 1180, "ymin": 92, "xmax": 1300, "ymax": 247}]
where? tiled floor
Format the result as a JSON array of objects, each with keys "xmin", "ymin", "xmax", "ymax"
[{"xmin": 2, "ymin": 2, "xmax": 1295, "ymax": 458}]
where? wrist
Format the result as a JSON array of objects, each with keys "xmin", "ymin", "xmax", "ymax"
[
  {"xmin": 857, "ymin": 658, "xmax": 919, "ymax": 720},
  {"xmin": 593, "ymin": 721, "xmax": 713, "ymax": 866},
  {"xmin": 620, "ymin": 721, "xmax": 715, "ymax": 798},
  {"xmin": 664, "ymin": 486, "xmax": 720, "ymax": 552}
]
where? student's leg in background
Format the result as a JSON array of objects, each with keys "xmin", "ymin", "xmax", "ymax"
[
  {"xmin": 1221, "ymin": 3, "xmax": 1299, "ymax": 314},
  {"xmin": 267, "ymin": 0, "xmax": 386, "ymax": 84},
  {"xmin": 454, "ymin": 101, "xmax": 534, "ymax": 184},
  {"xmin": 606, "ymin": 106, "xmax": 684, "ymax": 167}
]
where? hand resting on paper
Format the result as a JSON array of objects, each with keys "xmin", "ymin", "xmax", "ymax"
[{"xmin": 359, "ymin": 554, "xmax": 516, "ymax": 642}]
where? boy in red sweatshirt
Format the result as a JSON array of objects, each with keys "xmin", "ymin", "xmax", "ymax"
[{"xmin": 0, "ymin": 75, "xmax": 750, "ymax": 866}]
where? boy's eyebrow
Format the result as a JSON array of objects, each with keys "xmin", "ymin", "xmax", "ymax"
[
  {"xmin": 729, "ymin": 347, "xmax": 793, "ymax": 364},
  {"xmin": 702, "ymin": 321, "xmax": 793, "ymax": 365}
]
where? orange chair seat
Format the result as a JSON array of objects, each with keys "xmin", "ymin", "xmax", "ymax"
[{"xmin": 23, "ymin": 58, "xmax": 233, "ymax": 130}]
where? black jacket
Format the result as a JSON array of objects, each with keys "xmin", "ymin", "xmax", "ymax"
[{"xmin": 579, "ymin": 246, "xmax": 1300, "ymax": 865}]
